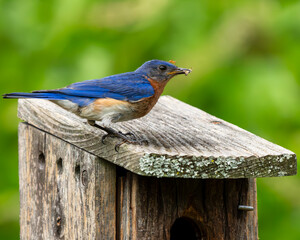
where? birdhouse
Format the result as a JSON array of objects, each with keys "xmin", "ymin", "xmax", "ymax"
[{"xmin": 17, "ymin": 96, "xmax": 297, "ymax": 239}]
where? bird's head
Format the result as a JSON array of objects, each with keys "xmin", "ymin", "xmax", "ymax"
[{"xmin": 135, "ymin": 60, "xmax": 192, "ymax": 82}]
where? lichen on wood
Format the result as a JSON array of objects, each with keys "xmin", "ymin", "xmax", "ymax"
[{"xmin": 139, "ymin": 153, "xmax": 296, "ymax": 178}]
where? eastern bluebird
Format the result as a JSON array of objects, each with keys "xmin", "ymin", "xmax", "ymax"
[{"xmin": 4, "ymin": 60, "xmax": 192, "ymax": 147}]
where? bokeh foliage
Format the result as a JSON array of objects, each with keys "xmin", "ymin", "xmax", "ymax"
[{"xmin": 1, "ymin": 0, "xmax": 300, "ymax": 239}]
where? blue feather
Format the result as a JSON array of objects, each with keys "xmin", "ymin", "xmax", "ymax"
[
  {"xmin": 3, "ymin": 92, "xmax": 95, "ymax": 107},
  {"xmin": 33, "ymin": 72, "xmax": 154, "ymax": 102},
  {"xmin": 3, "ymin": 72, "xmax": 154, "ymax": 107}
]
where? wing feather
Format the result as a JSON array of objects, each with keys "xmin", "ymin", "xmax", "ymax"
[{"xmin": 34, "ymin": 72, "xmax": 154, "ymax": 103}]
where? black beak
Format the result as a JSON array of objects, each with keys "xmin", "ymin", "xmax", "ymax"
[
  {"xmin": 177, "ymin": 67, "xmax": 192, "ymax": 76},
  {"xmin": 169, "ymin": 67, "xmax": 192, "ymax": 76}
]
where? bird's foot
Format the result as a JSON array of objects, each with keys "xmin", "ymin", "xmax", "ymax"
[
  {"xmin": 87, "ymin": 120, "xmax": 146, "ymax": 151},
  {"xmin": 103, "ymin": 131, "xmax": 145, "ymax": 152},
  {"xmin": 122, "ymin": 131, "xmax": 138, "ymax": 141},
  {"xmin": 113, "ymin": 135, "xmax": 148, "ymax": 152},
  {"xmin": 101, "ymin": 130, "xmax": 138, "ymax": 144}
]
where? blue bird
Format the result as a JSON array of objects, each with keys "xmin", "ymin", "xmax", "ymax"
[{"xmin": 3, "ymin": 60, "xmax": 192, "ymax": 147}]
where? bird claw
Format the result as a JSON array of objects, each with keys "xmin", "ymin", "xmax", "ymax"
[
  {"xmin": 115, "ymin": 140, "xmax": 126, "ymax": 152},
  {"xmin": 114, "ymin": 137, "xmax": 147, "ymax": 152},
  {"xmin": 122, "ymin": 131, "xmax": 138, "ymax": 141},
  {"xmin": 101, "ymin": 133, "xmax": 117, "ymax": 144},
  {"xmin": 101, "ymin": 134, "xmax": 107, "ymax": 144},
  {"xmin": 141, "ymin": 139, "xmax": 149, "ymax": 145},
  {"xmin": 94, "ymin": 124, "xmax": 146, "ymax": 152},
  {"xmin": 102, "ymin": 131, "xmax": 137, "ymax": 144}
]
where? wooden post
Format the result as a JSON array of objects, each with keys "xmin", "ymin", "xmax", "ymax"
[
  {"xmin": 17, "ymin": 96, "xmax": 297, "ymax": 240},
  {"xmin": 19, "ymin": 123, "xmax": 116, "ymax": 239}
]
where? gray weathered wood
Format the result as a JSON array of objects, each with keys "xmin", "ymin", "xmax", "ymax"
[
  {"xmin": 19, "ymin": 123, "xmax": 116, "ymax": 239},
  {"xmin": 18, "ymin": 123, "xmax": 258, "ymax": 240},
  {"xmin": 117, "ymin": 171, "xmax": 258, "ymax": 240},
  {"xmin": 17, "ymin": 96, "xmax": 297, "ymax": 178}
]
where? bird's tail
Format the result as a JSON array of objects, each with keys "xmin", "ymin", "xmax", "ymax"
[{"xmin": 3, "ymin": 92, "xmax": 66, "ymax": 100}]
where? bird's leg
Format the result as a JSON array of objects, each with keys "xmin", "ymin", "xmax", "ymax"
[{"xmin": 87, "ymin": 120, "xmax": 139, "ymax": 145}]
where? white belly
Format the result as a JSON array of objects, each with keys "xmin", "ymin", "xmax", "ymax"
[
  {"xmin": 80, "ymin": 102, "xmax": 134, "ymax": 126},
  {"xmin": 52, "ymin": 99, "xmax": 135, "ymax": 127}
]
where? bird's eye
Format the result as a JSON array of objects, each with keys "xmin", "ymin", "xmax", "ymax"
[{"xmin": 159, "ymin": 65, "xmax": 167, "ymax": 71}]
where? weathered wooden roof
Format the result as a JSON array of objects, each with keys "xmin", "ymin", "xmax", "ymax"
[{"xmin": 18, "ymin": 96, "xmax": 297, "ymax": 178}]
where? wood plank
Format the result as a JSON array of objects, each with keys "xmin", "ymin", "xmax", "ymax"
[
  {"xmin": 18, "ymin": 96, "xmax": 297, "ymax": 178},
  {"xmin": 19, "ymin": 123, "xmax": 116, "ymax": 240},
  {"xmin": 117, "ymin": 171, "xmax": 258, "ymax": 240}
]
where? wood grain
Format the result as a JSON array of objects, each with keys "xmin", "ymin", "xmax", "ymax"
[
  {"xmin": 117, "ymin": 171, "xmax": 258, "ymax": 240},
  {"xmin": 19, "ymin": 123, "xmax": 116, "ymax": 240},
  {"xmin": 18, "ymin": 96, "xmax": 297, "ymax": 178},
  {"xmin": 18, "ymin": 122, "xmax": 259, "ymax": 239}
]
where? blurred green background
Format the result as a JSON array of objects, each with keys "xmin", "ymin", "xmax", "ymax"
[{"xmin": 0, "ymin": 0, "xmax": 300, "ymax": 239}]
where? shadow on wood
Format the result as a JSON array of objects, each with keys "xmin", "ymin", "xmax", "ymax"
[{"xmin": 170, "ymin": 217, "xmax": 202, "ymax": 240}]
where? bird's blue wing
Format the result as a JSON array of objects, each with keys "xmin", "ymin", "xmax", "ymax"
[
  {"xmin": 66, "ymin": 72, "xmax": 154, "ymax": 101},
  {"xmin": 33, "ymin": 72, "xmax": 155, "ymax": 106}
]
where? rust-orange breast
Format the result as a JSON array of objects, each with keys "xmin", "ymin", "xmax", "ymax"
[{"xmin": 130, "ymin": 76, "xmax": 168, "ymax": 119}]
